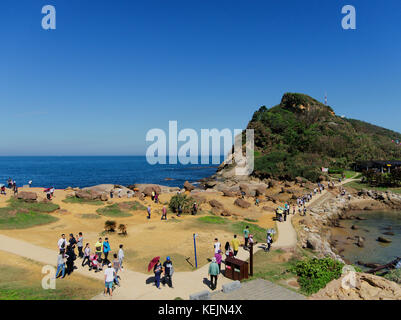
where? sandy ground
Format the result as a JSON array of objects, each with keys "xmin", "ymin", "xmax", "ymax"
[{"xmin": 0, "ymin": 187, "xmax": 275, "ymax": 272}]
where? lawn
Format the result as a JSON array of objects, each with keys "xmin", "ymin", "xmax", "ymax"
[
  {"xmin": 0, "ymin": 252, "xmax": 101, "ymax": 300},
  {"xmin": 62, "ymin": 197, "xmax": 104, "ymax": 205},
  {"xmin": 344, "ymin": 180, "xmax": 401, "ymax": 194},
  {"xmin": 96, "ymin": 204, "xmax": 133, "ymax": 217},
  {"xmin": 0, "ymin": 199, "xmax": 59, "ymax": 229}
]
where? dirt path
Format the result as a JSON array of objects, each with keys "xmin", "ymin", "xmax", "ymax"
[
  {"xmin": 0, "ymin": 233, "xmax": 256, "ymax": 300},
  {"xmin": 272, "ymin": 178, "xmax": 355, "ymax": 249}
]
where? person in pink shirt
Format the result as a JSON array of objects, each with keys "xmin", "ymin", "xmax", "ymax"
[{"xmin": 214, "ymin": 250, "xmax": 222, "ymax": 272}]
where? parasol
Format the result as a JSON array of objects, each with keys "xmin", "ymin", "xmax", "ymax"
[{"xmin": 147, "ymin": 256, "xmax": 160, "ymax": 272}]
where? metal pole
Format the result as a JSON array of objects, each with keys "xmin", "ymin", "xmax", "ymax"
[
  {"xmin": 193, "ymin": 233, "xmax": 198, "ymax": 269},
  {"xmin": 250, "ymin": 243, "xmax": 253, "ymax": 276}
]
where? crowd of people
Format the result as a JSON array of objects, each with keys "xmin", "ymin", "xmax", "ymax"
[{"xmin": 56, "ymin": 232, "xmax": 125, "ymax": 297}]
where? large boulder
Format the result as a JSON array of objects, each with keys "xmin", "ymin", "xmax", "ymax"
[
  {"xmin": 209, "ymin": 199, "xmax": 224, "ymax": 210},
  {"xmin": 222, "ymin": 189, "xmax": 237, "ymax": 197},
  {"xmin": 239, "ymin": 184, "xmax": 252, "ymax": 197},
  {"xmin": 234, "ymin": 198, "xmax": 251, "ymax": 209},
  {"xmin": 75, "ymin": 189, "xmax": 106, "ymax": 201},
  {"xmin": 17, "ymin": 191, "xmax": 37, "ymax": 202},
  {"xmin": 184, "ymin": 181, "xmax": 196, "ymax": 192}
]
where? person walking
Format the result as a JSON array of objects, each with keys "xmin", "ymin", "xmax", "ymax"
[
  {"xmin": 118, "ymin": 244, "xmax": 124, "ymax": 270},
  {"xmin": 55, "ymin": 252, "xmax": 68, "ymax": 279},
  {"xmin": 214, "ymin": 250, "xmax": 222, "ymax": 272},
  {"xmin": 147, "ymin": 205, "xmax": 151, "ymax": 219},
  {"xmin": 154, "ymin": 193, "xmax": 159, "ymax": 204},
  {"xmin": 177, "ymin": 204, "xmax": 182, "ymax": 217},
  {"xmin": 231, "ymin": 235, "xmax": 240, "ymax": 257},
  {"xmin": 112, "ymin": 253, "xmax": 121, "ymax": 286},
  {"xmin": 151, "ymin": 191, "xmax": 155, "ymax": 201},
  {"xmin": 161, "ymin": 206, "xmax": 167, "ymax": 220},
  {"xmin": 82, "ymin": 243, "xmax": 91, "ymax": 267},
  {"xmin": 213, "ymin": 238, "xmax": 221, "ymax": 254},
  {"xmin": 224, "ymin": 241, "xmax": 233, "ymax": 258},
  {"xmin": 265, "ymin": 233, "xmax": 272, "ymax": 252},
  {"xmin": 153, "ymin": 260, "xmax": 163, "ymax": 290},
  {"xmin": 192, "ymin": 202, "xmax": 198, "ymax": 215},
  {"xmin": 208, "ymin": 257, "xmax": 220, "ymax": 290},
  {"xmin": 95, "ymin": 238, "xmax": 103, "ymax": 263},
  {"xmin": 77, "ymin": 232, "xmax": 84, "ymax": 258},
  {"xmin": 243, "ymin": 226, "xmax": 250, "ymax": 249},
  {"xmin": 58, "ymin": 234, "xmax": 67, "ymax": 254},
  {"xmin": 104, "ymin": 263, "xmax": 115, "ymax": 297},
  {"xmin": 28, "ymin": 180, "xmax": 32, "ymax": 188},
  {"xmin": 103, "ymin": 238, "xmax": 111, "ymax": 265},
  {"xmin": 162, "ymin": 256, "xmax": 174, "ymax": 288},
  {"xmin": 65, "ymin": 245, "xmax": 76, "ymax": 275}
]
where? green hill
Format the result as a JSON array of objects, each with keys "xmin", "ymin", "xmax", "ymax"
[{"xmin": 246, "ymin": 93, "xmax": 401, "ymax": 181}]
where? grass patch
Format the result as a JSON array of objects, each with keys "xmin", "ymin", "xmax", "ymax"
[
  {"xmin": 78, "ymin": 214, "xmax": 101, "ymax": 219},
  {"xmin": 62, "ymin": 197, "xmax": 103, "ymax": 205},
  {"xmin": 246, "ymin": 249, "xmax": 298, "ymax": 284},
  {"xmin": 8, "ymin": 198, "xmax": 59, "ymax": 213},
  {"xmin": 0, "ymin": 199, "xmax": 59, "ymax": 229},
  {"xmin": 198, "ymin": 216, "xmax": 227, "ymax": 224},
  {"xmin": 96, "ymin": 204, "xmax": 132, "ymax": 217},
  {"xmin": 244, "ymin": 218, "xmax": 258, "ymax": 223},
  {"xmin": 344, "ymin": 181, "xmax": 401, "ymax": 194},
  {"xmin": 230, "ymin": 221, "xmax": 267, "ymax": 243}
]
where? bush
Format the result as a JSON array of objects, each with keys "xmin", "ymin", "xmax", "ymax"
[
  {"xmin": 168, "ymin": 194, "xmax": 195, "ymax": 214},
  {"xmin": 104, "ymin": 220, "xmax": 116, "ymax": 232},
  {"xmin": 292, "ymin": 258, "xmax": 344, "ymax": 295},
  {"xmin": 384, "ymin": 269, "xmax": 401, "ymax": 284}
]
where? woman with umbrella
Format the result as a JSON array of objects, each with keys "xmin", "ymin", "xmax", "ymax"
[{"xmin": 148, "ymin": 257, "xmax": 162, "ymax": 289}]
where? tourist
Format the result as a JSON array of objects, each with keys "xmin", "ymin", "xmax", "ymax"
[
  {"xmin": 55, "ymin": 252, "xmax": 68, "ymax": 279},
  {"xmin": 103, "ymin": 237, "xmax": 111, "ymax": 265},
  {"xmin": 265, "ymin": 233, "xmax": 272, "ymax": 252},
  {"xmin": 118, "ymin": 244, "xmax": 124, "ymax": 270},
  {"xmin": 162, "ymin": 256, "xmax": 173, "ymax": 288},
  {"xmin": 58, "ymin": 234, "xmax": 67, "ymax": 254},
  {"xmin": 110, "ymin": 190, "xmax": 114, "ymax": 199},
  {"xmin": 214, "ymin": 238, "xmax": 221, "ymax": 254},
  {"xmin": 147, "ymin": 205, "xmax": 151, "ymax": 219},
  {"xmin": 104, "ymin": 263, "xmax": 115, "ymax": 297},
  {"xmin": 65, "ymin": 244, "xmax": 76, "ymax": 275},
  {"xmin": 303, "ymin": 206, "xmax": 307, "ymax": 216},
  {"xmin": 283, "ymin": 209, "xmax": 287, "ymax": 221},
  {"xmin": 0, "ymin": 186, "xmax": 6, "ymax": 195},
  {"xmin": 46, "ymin": 190, "xmax": 51, "ymax": 200},
  {"xmin": 50, "ymin": 187, "xmax": 55, "ymax": 198},
  {"xmin": 154, "ymin": 193, "xmax": 159, "ymax": 204},
  {"xmin": 28, "ymin": 180, "xmax": 32, "ymax": 188},
  {"xmin": 192, "ymin": 202, "xmax": 198, "ymax": 215},
  {"xmin": 77, "ymin": 232, "xmax": 84, "ymax": 258},
  {"xmin": 118, "ymin": 189, "xmax": 122, "ymax": 198},
  {"xmin": 208, "ymin": 257, "xmax": 220, "ymax": 290},
  {"xmin": 68, "ymin": 233, "xmax": 77, "ymax": 253},
  {"xmin": 243, "ymin": 226, "xmax": 250, "ymax": 248},
  {"xmin": 82, "ymin": 243, "xmax": 91, "ymax": 267},
  {"xmin": 255, "ymin": 198, "xmax": 260, "ymax": 206},
  {"xmin": 112, "ymin": 253, "xmax": 121, "ymax": 286},
  {"xmin": 161, "ymin": 206, "xmax": 167, "ymax": 220},
  {"xmin": 215, "ymin": 250, "xmax": 222, "ymax": 272},
  {"xmin": 224, "ymin": 242, "xmax": 233, "ymax": 258},
  {"xmin": 89, "ymin": 253, "xmax": 101, "ymax": 272},
  {"xmin": 95, "ymin": 238, "xmax": 103, "ymax": 262},
  {"xmin": 177, "ymin": 204, "xmax": 182, "ymax": 217},
  {"xmin": 13, "ymin": 183, "xmax": 18, "ymax": 196},
  {"xmin": 293, "ymin": 205, "xmax": 296, "ymax": 215},
  {"xmin": 248, "ymin": 235, "xmax": 254, "ymax": 249},
  {"xmin": 7, "ymin": 178, "xmax": 12, "ymax": 189},
  {"xmin": 153, "ymin": 260, "xmax": 163, "ymax": 289},
  {"xmin": 151, "ymin": 191, "xmax": 155, "ymax": 201},
  {"xmin": 231, "ymin": 235, "xmax": 240, "ymax": 257}
]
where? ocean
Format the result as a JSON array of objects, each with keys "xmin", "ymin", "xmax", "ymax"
[{"xmin": 0, "ymin": 156, "xmax": 220, "ymax": 189}]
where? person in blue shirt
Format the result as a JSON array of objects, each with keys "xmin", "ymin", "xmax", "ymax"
[{"xmin": 103, "ymin": 238, "xmax": 111, "ymax": 265}]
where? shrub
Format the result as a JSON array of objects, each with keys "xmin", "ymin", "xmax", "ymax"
[
  {"xmin": 384, "ymin": 269, "xmax": 401, "ymax": 284},
  {"xmin": 104, "ymin": 220, "xmax": 117, "ymax": 233},
  {"xmin": 168, "ymin": 194, "xmax": 195, "ymax": 214},
  {"xmin": 292, "ymin": 258, "xmax": 344, "ymax": 295},
  {"xmin": 118, "ymin": 224, "xmax": 127, "ymax": 235}
]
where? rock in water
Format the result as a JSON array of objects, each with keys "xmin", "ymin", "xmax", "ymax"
[
  {"xmin": 383, "ymin": 231, "xmax": 395, "ymax": 236},
  {"xmin": 377, "ymin": 237, "xmax": 392, "ymax": 243}
]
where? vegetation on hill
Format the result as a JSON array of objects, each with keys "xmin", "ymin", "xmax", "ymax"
[{"xmin": 242, "ymin": 93, "xmax": 401, "ymax": 181}]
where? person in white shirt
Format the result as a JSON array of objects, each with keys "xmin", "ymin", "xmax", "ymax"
[
  {"xmin": 118, "ymin": 244, "xmax": 124, "ymax": 269},
  {"xmin": 28, "ymin": 180, "xmax": 32, "ymax": 188},
  {"xmin": 214, "ymin": 238, "xmax": 221, "ymax": 254},
  {"xmin": 57, "ymin": 234, "xmax": 67, "ymax": 253},
  {"xmin": 104, "ymin": 263, "xmax": 115, "ymax": 296}
]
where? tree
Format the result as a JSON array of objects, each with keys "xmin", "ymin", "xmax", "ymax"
[
  {"xmin": 118, "ymin": 224, "xmax": 127, "ymax": 235},
  {"xmin": 104, "ymin": 220, "xmax": 117, "ymax": 233}
]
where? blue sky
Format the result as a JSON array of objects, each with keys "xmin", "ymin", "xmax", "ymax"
[{"xmin": 1, "ymin": 0, "xmax": 400, "ymax": 155}]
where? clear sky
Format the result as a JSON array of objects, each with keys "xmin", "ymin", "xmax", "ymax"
[{"xmin": 1, "ymin": 0, "xmax": 400, "ymax": 155}]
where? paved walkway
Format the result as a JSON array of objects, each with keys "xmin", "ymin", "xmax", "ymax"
[{"xmin": 210, "ymin": 279, "xmax": 305, "ymax": 300}]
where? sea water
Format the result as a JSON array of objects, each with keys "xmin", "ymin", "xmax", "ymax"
[{"xmin": 0, "ymin": 156, "xmax": 219, "ymax": 189}]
